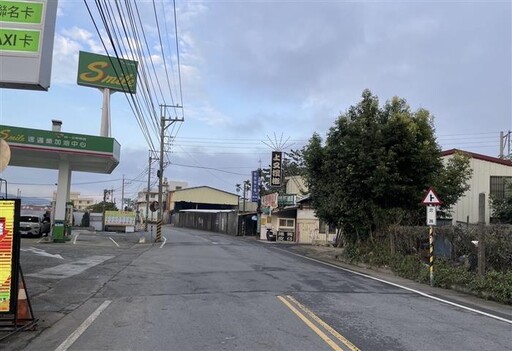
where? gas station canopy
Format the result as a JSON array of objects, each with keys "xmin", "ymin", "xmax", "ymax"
[{"xmin": 0, "ymin": 125, "xmax": 120, "ymax": 173}]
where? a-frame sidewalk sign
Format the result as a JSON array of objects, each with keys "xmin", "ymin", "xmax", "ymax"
[{"xmin": 0, "ymin": 199, "xmax": 37, "ymax": 339}]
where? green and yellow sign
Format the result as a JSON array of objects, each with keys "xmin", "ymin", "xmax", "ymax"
[
  {"xmin": 77, "ymin": 51, "xmax": 138, "ymax": 93},
  {"xmin": 0, "ymin": 125, "xmax": 119, "ymax": 155},
  {"xmin": 105, "ymin": 211, "xmax": 136, "ymax": 226}
]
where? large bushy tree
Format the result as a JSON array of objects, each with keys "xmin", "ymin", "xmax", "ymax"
[
  {"xmin": 303, "ymin": 90, "xmax": 471, "ymax": 244},
  {"xmin": 86, "ymin": 201, "xmax": 118, "ymax": 213}
]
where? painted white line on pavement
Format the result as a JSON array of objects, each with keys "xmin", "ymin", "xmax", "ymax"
[
  {"xmin": 54, "ymin": 300, "xmax": 112, "ymax": 351},
  {"xmin": 108, "ymin": 237, "xmax": 120, "ymax": 247},
  {"xmin": 21, "ymin": 247, "xmax": 63, "ymax": 260},
  {"xmin": 277, "ymin": 248, "xmax": 512, "ymax": 325},
  {"xmin": 159, "ymin": 236, "xmax": 167, "ymax": 248},
  {"xmin": 27, "ymin": 255, "xmax": 114, "ymax": 279},
  {"xmin": 73, "ymin": 233, "xmax": 79, "ymax": 245}
]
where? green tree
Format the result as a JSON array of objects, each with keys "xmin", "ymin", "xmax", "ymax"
[
  {"xmin": 86, "ymin": 201, "xmax": 118, "ymax": 213},
  {"xmin": 303, "ymin": 90, "xmax": 471, "ymax": 244},
  {"xmin": 284, "ymin": 147, "xmax": 307, "ymax": 177},
  {"xmin": 490, "ymin": 183, "xmax": 512, "ymax": 223},
  {"xmin": 434, "ymin": 151, "xmax": 473, "ymax": 217}
]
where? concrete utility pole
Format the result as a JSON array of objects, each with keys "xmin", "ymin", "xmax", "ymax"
[
  {"xmin": 477, "ymin": 193, "xmax": 486, "ymax": 276},
  {"xmin": 121, "ymin": 174, "xmax": 125, "ymax": 211},
  {"xmin": 242, "ymin": 180, "xmax": 251, "ymax": 212},
  {"xmin": 499, "ymin": 131, "xmax": 511, "ymax": 159},
  {"xmin": 145, "ymin": 152, "xmax": 153, "ymax": 231},
  {"xmin": 156, "ymin": 104, "xmax": 183, "ymax": 242}
]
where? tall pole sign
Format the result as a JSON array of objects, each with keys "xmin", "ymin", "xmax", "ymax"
[
  {"xmin": 421, "ymin": 187, "xmax": 442, "ymax": 287},
  {"xmin": 0, "ymin": 0, "xmax": 59, "ymax": 90},
  {"xmin": 270, "ymin": 151, "xmax": 282, "ymax": 188},
  {"xmin": 251, "ymin": 170, "xmax": 260, "ymax": 202}
]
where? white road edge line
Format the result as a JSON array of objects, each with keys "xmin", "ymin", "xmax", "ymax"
[
  {"xmin": 54, "ymin": 300, "xmax": 112, "ymax": 351},
  {"xmin": 73, "ymin": 233, "xmax": 79, "ymax": 245},
  {"xmin": 159, "ymin": 236, "xmax": 167, "ymax": 248},
  {"xmin": 108, "ymin": 237, "xmax": 120, "ymax": 247},
  {"xmin": 278, "ymin": 248, "xmax": 512, "ymax": 325}
]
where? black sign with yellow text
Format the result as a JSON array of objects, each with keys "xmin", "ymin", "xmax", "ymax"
[{"xmin": 271, "ymin": 151, "xmax": 283, "ymax": 187}]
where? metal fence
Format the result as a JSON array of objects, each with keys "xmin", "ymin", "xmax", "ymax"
[
  {"xmin": 174, "ymin": 210, "xmax": 239, "ymax": 236},
  {"xmin": 388, "ymin": 224, "xmax": 512, "ymax": 273}
]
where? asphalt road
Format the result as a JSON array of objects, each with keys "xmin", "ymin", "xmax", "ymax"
[{"xmin": 1, "ymin": 226, "xmax": 511, "ymax": 351}]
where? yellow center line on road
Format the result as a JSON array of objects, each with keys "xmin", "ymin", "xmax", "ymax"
[
  {"xmin": 277, "ymin": 295, "xmax": 344, "ymax": 351},
  {"xmin": 286, "ymin": 295, "xmax": 360, "ymax": 351}
]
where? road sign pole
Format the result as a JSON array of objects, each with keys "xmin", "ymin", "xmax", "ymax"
[
  {"xmin": 429, "ymin": 225, "xmax": 434, "ymax": 287},
  {"xmin": 422, "ymin": 187, "xmax": 441, "ymax": 288}
]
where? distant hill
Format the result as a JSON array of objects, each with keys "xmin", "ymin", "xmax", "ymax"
[{"xmin": 3, "ymin": 194, "xmax": 51, "ymax": 206}]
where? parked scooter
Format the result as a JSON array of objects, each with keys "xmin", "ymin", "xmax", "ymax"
[{"xmin": 266, "ymin": 228, "xmax": 276, "ymax": 241}]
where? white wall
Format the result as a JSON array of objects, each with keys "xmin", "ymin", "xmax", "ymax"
[{"xmin": 443, "ymin": 155, "xmax": 512, "ymax": 224}]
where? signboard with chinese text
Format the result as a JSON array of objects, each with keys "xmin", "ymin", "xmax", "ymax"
[
  {"xmin": 0, "ymin": 125, "xmax": 118, "ymax": 155},
  {"xmin": 105, "ymin": 211, "xmax": 136, "ymax": 226},
  {"xmin": 0, "ymin": 0, "xmax": 58, "ymax": 90},
  {"xmin": 270, "ymin": 151, "xmax": 282, "ymax": 188},
  {"xmin": 0, "ymin": 199, "xmax": 21, "ymax": 314},
  {"xmin": 77, "ymin": 51, "xmax": 138, "ymax": 93},
  {"xmin": 251, "ymin": 170, "xmax": 260, "ymax": 202},
  {"xmin": 0, "ymin": 28, "xmax": 41, "ymax": 52},
  {"xmin": 261, "ymin": 192, "xmax": 278, "ymax": 209},
  {"xmin": 426, "ymin": 206, "xmax": 437, "ymax": 226},
  {"xmin": 278, "ymin": 195, "xmax": 296, "ymax": 207}
]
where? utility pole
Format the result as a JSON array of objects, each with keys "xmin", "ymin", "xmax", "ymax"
[
  {"xmin": 500, "ymin": 131, "xmax": 511, "ymax": 159},
  {"xmin": 242, "ymin": 180, "xmax": 251, "ymax": 212},
  {"xmin": 121, "ymin": 174, "xmax": 125, "ymax": 211},
  {"xmin": 102, "ymin": 188, "xmax": 111, "ymax": 231},
  {"xmin": 145, "ymin": 152, "xmax": 152, "ymax": 231},
  {"xmin": 156, "ymin": 104, "xmax": 183, "ymax": 242}
]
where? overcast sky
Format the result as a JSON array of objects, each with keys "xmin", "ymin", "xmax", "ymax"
[{"xmin": 0, "ymin": 0, "xmax": 511, "ymax": 205}]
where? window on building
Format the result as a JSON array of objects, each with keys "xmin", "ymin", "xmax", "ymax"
[
  {"xmin": 490, "ymin": 176, "xmax": 512, "ymax": 199},
  {"xmin": 319, "ymin": 220, "xmax": 337, "ymax": 234},
  {"xmin": 279, "ymin": 218, "xmax": 294, "ymax": 228}
]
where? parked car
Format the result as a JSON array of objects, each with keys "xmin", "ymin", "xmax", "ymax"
[{"xmin": 19, "ymin": 215, "xmax": 43, "ymax": 237}]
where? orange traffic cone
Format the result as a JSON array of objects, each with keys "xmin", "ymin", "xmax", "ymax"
[{"xmin": 16, "ymin": 273, "xmax": 34, "ymax": 326}]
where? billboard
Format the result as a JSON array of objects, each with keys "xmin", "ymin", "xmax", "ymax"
[
  {"xmin": 104, "ymin": 211, "xmax": 136, "ymax": 226},
  {"xmin": 0, "ymin": 199, "xmax": 20, "ymax": 314},
  {"xmin": 271, "ymin": 151, "xmax": 283, "ymax": 187},
  {"xmin": 77, "ymin": 51, "xmax": 138, "ymax": 93},
  {"xmin": 251, "ymin": 170, "xmax": 260, "ymax": 202},
  {"xmin": 0, "ymin": 0, "xmax": 58, "ymax": 90}
]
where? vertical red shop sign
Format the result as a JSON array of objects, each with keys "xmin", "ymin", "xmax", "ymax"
[{"xmin": 0, "ymin": 199, "xmax": 21, "ymax": 314}]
